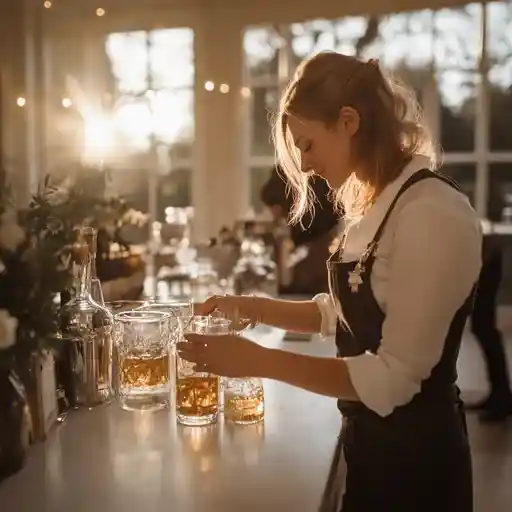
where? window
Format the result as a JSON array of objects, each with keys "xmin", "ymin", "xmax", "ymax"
[
  {"xmin": 244, "ymin": 3, "xmax": 512, "ymax": 220},
  {"xmin": 244, "ymin": 27, "xmax": 281, "ymax": 211},
  {"xmin": 440, "ymin": 164, "xmax": 476, "ymax": 204},
  {"xmin": 105, "ymin": 28, "xmax": 194, "ymax": 215},
  {"xmin": 487, "ymin": 2, "xmax": 512, "ymax": 152},
  {"xmin": 250, "ymin": 85, "xmax": 279, "ymax": 157},
  {"xmin": 244, "ymin": 27, "xmax": 280, "ymax": 81}
]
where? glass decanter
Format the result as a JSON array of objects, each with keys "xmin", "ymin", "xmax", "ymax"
[
  {"xmin": 59, "ymin": 227, "xmax": 114, "ymax": 407},
  {"xmin": 84, "ymin": 226, "xmax": 105, "ymax": 305}
]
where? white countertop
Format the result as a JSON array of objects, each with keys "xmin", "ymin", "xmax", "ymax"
[
  {"xmin": 0, "ymin": 327, "xmax": 341, "ymax": 512},
  {"xmin": 3, "ymin": 325, "xmax": 512, "ymax": 512}
]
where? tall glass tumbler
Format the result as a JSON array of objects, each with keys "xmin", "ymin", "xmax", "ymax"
[
  {"xmin": 114, "ymin": 310, "xmax": 174, "ymax": 412},
  {"xmin": 175, "ymin": 316, "xmax": 230, "ymax": 426}
]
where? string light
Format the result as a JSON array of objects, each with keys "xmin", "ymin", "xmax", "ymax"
[
  {"xmin": 17, "ymin": 97, "xmax": 26, "ymax": 107},
  {"xmin": 96, "ymin": 8, "xmax": 105, "ymax": 17},
  {"xmin": 204, "ymin": 81, "xmax": 215, "ymax": 92},
  {"xmin": 43, "ymin": 1, "xmax": 52, "ymax": 8},
  {"xmin": 62, "ymin": 98, "xmax": 72, "ymax": 108},
  {"xmin": 241, "ymin": 87, "xmax": 251, "ymax": 98},
  {"xmin": 219, "ymin": 83, "xmax": 230, "ymax": 94}
]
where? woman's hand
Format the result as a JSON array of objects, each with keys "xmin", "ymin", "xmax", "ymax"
[
  {"xmin": 177, "ymin": 333, "xmax": 268, "ymax": 378},
  {"xmin": 194, "ymin": 295, "xmax": 259, "ymax": 328}
]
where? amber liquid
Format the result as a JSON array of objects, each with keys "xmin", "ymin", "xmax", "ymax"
[
  {"xmin": 176, "ymin": 375, "xmax": 219, "ymax": 417},
  {"xmin": 224, "ymin": 388, "xmax": 265, "ymax": 424},
  {"xmin": 120, "ymin": 354, "xmax": 169, "ymax": 388}
]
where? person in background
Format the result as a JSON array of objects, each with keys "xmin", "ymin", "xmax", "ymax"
[
  {"xmin": 260, "ymin": 165, "xmax": 339, "ymax": 294},
  {"xmin": 467, "ymin": 224, "xmax": 512, "ymax": 422},
  {"xmin": 179, "ymin": 51, "xmax": 482, "ymax": 511}
]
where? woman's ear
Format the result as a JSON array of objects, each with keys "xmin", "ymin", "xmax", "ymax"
[{"xmin": 338, "ymin": 107, "xmax": 360, "ymax": 137}]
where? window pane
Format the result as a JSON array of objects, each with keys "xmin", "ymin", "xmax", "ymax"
[
  {"xmin": 437, "ymin": 70, "xmax": 477, "ymax": 151},
  {"xmin": 359, "ymin": 12, "xmax": 434, "ymax": 69},
  {"xmin": 487, "ymin": 2, "xmax": 512, "ymax": 151},
  {"xmin": 433, "ymin": 4, "xmax": 482, "ymax": 71},
  {"xmin": 153, "ymin": 89, "xmax": 194, "ymax": 149},
  {"xmin": 113, "ymin": 98, "xmax": 152, "ymax": 152},
  {"xmin": 149, "ymin": 28, "xmax": 194, "ymax": 89},
  {"xmin": 244, "ymin": 27, "xmax": 280, "ymax": 79},
  {"xmin": 106, "ymin": 31, "xmax": 149, "ymax": 94},
  {"xmin": 250, "ymin": 166, "xmax": 273, "ymax": 212},
  {"xmin": 434, "ymin": 4, "xmax": 481, "ymax": 152},
  {"xmin": 251, "ymin": 86, "xmax": 278, "ymax": 156},
  {"xmin": 290, "ymin": 17, "xmax": 367, "ymax": 68},
  {"xmin": 488, "ymin": 163, "xmax": 512, "ymax": 223},
  {"xmin": 440, "ymin": 164, "xmax": 476, "ymax": 204}
]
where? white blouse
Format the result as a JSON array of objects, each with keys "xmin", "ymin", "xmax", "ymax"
[{"xmin": 314, "ymin": 156, "xmax": 482, "ymax": 417}]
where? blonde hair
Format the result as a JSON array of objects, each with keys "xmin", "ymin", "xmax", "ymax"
[{"xmin": 274, "ymin": 51, "xmax": 437, "ymax": 224}]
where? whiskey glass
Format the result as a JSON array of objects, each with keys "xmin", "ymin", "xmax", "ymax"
[
  {"xmin": 223, "ymin": 377, "xmax": 265, "ymax": 425},
  {"xmin": 208, "ymin": 312, "xmax": 265, "ymax": 425},
  {"xmin": 114, "ymin": 310, "xmax": 175, "ymax": 412},
  {"xmin": 175, "ymin": 316, "xmax": 228, "ymax": 426}
]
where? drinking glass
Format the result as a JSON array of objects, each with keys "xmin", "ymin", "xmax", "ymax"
[
  {"xmin": 143, "ymin": 297, "xmax": 194, "ymax": 339},
  {"xmin": 223, "ymin": 377, "xmax": 265, "ymax": 425},
  {"xmin": 114, "ymin": 310, "xmax": 174, "ymax": 412},
  {"xmin": 207, "ymin": 313, "xmax": 265, "ymax": 425},
  {"xmin": 175, "ymin": 316, "xmax": 228, "ymax": 426}
]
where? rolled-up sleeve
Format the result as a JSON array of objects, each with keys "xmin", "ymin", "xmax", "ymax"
[
  {"xmin": 344, "ymin": 198, "xmax": 482, "ymax": 417},
  {"xmin": 313, "ymin": 293, "xmax": 338, "ymax": 337}
]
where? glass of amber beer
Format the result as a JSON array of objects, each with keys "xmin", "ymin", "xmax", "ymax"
[
  {"xmin": 114, "ymin": 310, "xmax": 175, "ymax": 412},
  {"xmin": 176, "ymin": 316, "xmax": 230, "ymax": 426}
]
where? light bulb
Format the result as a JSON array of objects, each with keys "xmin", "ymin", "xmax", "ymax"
[
  {"xmin": 204, "ymin": 81, "xmax": 215, "ymax": 92},
  {"xmin": 62, "ymin": 98, "xmax": 72, "ymax": 108},
  {"xmin": 96, "ymin": 8, "xmax": 105, "ymax": 16},
  {"xmin": 43, "ymin": 1, "xmax": 52, "ymax": 8},
  {"xmin": 17, "ymin": 97, "xmax": 26, "ymax": 107},
  {"xmin": 219, "ymin": 83, "xmax": 230, "ymax": 94}
]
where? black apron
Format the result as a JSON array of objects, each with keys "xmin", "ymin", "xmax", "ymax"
[{"xmin": 319, "ymin": 169, "xmax": 474, "ymax": 512}]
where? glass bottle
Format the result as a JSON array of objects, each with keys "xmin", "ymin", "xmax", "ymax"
[
  {"xmin": 59, "ymin": 227, "xmax": 114, "ymax": 407},
  {"xmin": 223, "ymin": 377, "xmax": 265, "ymax": 425},
  {"xmin": 84, "ymin": 226, "xmax": 105, "ymax": 305}
]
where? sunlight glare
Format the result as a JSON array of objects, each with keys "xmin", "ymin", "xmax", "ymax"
[
  {"xmin": 83, "ymin": 113, "xmax": 115, "ymax": 164},
  {"xmin": 113, "ymin": 102, "xmax": 153, "ymax": 151}
]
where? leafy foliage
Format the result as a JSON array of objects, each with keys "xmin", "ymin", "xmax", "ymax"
[{"xmin": 0, "ymin": 167, "xmax": 133, "ymax": 372}]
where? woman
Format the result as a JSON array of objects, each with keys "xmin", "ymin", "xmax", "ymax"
[{"xmin": 178, "ymin": 52, "xmax": 482, "ymax": 511}]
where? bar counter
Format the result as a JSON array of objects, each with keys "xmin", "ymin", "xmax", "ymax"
[{"xmin": 0, "ymin": 327, "xmax": 340, "ymax": 512}]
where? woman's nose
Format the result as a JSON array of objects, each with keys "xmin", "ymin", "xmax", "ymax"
[{"xmin": 300, "ymin": 156, "xmax": 313, "ymax": 173}]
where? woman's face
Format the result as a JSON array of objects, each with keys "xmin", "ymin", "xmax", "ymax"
[{"xmin": 287, "ymin": 108, "xmax": 360, "ymax": 189}]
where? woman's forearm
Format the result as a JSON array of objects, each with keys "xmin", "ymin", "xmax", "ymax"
[
  {"xmin": 259, "ymin": 347, "xmax": 360, "ymax": 401},
  {"xmin": 248, "ymin": 296, "xmax": 322, "ymax": 334}
]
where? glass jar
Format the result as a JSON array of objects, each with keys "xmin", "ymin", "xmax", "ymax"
[
  {"xmin": 223, "ymin": 377, "xmax": 265, "ymax": 425},
  {"xmin": 59, "ymin": 227, "xmax": 114, "ymax": 408}
]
